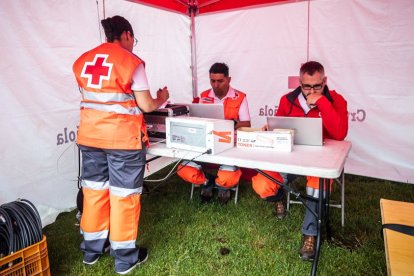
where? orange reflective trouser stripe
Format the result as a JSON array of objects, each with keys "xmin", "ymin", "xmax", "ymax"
[
  {"xmin": 81, "ymin": 188, "xmax": 110, "ymax": 232},
  {"xmin": 306, "ymin": 176, "xmax": 333, "ymax": 191},
  {"xmin": 216, "ymin": 168, "xmax": 242, "ymax": 188},
  {"xmin": 177, "ymin": 164, "xmax": 207, "ymax": 185},
  {"xmin": 110, "ymin": 193, "xmax": 141, "ymax": 242},
  {"xmin": 252, "ymin": 170, "xmax": 284, "ymax": 199}
]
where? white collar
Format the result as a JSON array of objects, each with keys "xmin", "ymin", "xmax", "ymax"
[{"xmin": 299, "ymin": 92, "xmax": 312, "ymax": 114}]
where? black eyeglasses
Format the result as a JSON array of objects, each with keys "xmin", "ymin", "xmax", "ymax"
[{"xmin": 301, "ymin": 82, "xmax": 324, "ymax": 91}]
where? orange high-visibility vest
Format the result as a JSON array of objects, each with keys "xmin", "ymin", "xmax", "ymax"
[
  {"xmin": 199, "ymin": 89, "xmax": 246, "ymax": 120},
  {"xmin": 73, "ymin": 43, "xmax": 148, "ymax": 150}
]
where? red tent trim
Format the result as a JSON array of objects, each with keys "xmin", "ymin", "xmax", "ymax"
[{"xmin": 126, "ymin": 0, "xmax": 303, "ymax": 15}]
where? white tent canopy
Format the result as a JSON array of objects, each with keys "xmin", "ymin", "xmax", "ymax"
[{"xmin": 0, "ymin": 0, "xmax": 413, "ymax": 226}]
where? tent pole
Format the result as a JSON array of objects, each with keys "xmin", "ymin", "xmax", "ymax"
[
  {"xmin": 189, "ymin": 3, "xmax": 198, "ymax": 98},
  {"xmin": 306, "ymin": 0, "xmax": 310, "ymax": 61}
]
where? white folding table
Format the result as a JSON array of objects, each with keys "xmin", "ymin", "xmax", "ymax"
[
  {"xmin": 147, "ymin": 139, "xmax": 352, "ymax": 275},
  {"xmin": 147, "ymin": 139, "xmax": 350, "ymax": 178}
]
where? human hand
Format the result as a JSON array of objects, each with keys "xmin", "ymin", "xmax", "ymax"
[
  {"xmin": 305, "ymin": 93, "xmax": 322, "ymax": 108},
  {"xmin": 157, "ymin": 86, "xmax": 169, "ymax": 102},
  {"xmin": 262, "ymin": 124, "xmax": 268, "ymax": 131}
]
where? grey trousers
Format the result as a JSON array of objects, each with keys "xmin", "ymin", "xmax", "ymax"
[
  {"xmin": 302, "ymin": 198, "xmax": 318, "ymax": 236},
  {"xmin": 280, "ymin": 173, "xmax": 321, "ymax": 237}
]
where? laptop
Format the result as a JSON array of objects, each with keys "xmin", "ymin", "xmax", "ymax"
[
  {"xmin": 266, "ymin": 116, "xmax": 323, "ymax": 146},
  {"xmin": 186, "ymin": 103, "xmax": 225, "ymax": 120}
]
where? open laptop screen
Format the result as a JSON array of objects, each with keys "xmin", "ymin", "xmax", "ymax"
[
  {"xmin": 187, "ymin": 103, "xmax": 225, "ymax": 120},
  {"xmin": 267, "ymin": 116, "xmax": 323, "ymax": 146}
]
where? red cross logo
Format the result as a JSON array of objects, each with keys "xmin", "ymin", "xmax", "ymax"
[{"xmin": 80, "ymin": 54, "xmax": 113, "ymax": 89}]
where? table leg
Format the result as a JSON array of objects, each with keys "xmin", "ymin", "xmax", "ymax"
[
  {"xmin": 311, "ymin": 177, "xmax": 325, "ymax": 276},
  {"xmin": 325, "ymin": 179, "xmax": 332, "ymax": 240}
]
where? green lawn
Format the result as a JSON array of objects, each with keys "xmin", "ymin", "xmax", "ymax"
[{"xmin": 44, "ymin": 169, "xmax": 414, "ymax": 275}]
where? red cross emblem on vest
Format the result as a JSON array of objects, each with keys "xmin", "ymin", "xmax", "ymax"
[{"xmin": 80, "ymin": 54, "xmax": 113, "ymax": 89}]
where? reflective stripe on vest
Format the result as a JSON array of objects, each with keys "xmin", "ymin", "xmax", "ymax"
[
  {"xmin": 82, "ymin": 90, "xmax": 136, "ymax": 103},
  {"xmin": 110, "ymin": 186, "xmax": 143, "ymax": 197},
  {"xmin": 81, "ymin": 102, "xmax": 141, "ymax": 115},
  {"xmin": 83, "ymin": 229, "xmax": 109, "ymax": 241},
  {"xmin": 82, "ymin": 179, "xmax": 109, "ymax": 190},
  {"xmin": 81, "ymin": 90, "xmax": 142, "ymax": 115}
]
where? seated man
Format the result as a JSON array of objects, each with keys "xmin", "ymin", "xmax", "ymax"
[
  {"xmin": 251, "ymin": 61, "xmax": 348, "ymax": 261},
  {"xmin": 177, "ymin": 62, "xmax": 251, "ymax": 204}
]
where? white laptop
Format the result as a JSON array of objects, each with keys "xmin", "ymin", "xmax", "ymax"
[
  {"xmin": 186, "ymin": 103, "xmax": 225, "ymax": 120},
  {"xmin": 266, "ymin": 116, "xmax": 323, "ymax": 146}
]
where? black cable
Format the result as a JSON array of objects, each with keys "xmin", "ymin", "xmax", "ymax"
[
  {"xmin": 0, "ymin": 199, "xmax": 42, "ymax": 259},
  {"xmin": 19, "ymin": 199, "xmax": 42, "ymax": 241},
  {"xmin": 0, "ymin": 208, "xmax": 13, "ymax": 256},
  {"xmin": 2, "ymin": 204, "xmax": 30, "ymax": 251},
  {"xmin": 15, "ymin": 201, "xmax": 42, "ymax": 244},
  {"xmin": 143, "ymin": 148, "xmax": 212, "ymax": 195}
]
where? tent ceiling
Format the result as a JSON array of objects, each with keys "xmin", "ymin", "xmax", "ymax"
[{"xmin": 127, "ymin": 0, "xmax": 297, "ymax": 15}]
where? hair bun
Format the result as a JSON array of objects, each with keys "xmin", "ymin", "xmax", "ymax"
[{"xmin": 101, "ymin": 15, "xmax": 133, "ymax": 42}]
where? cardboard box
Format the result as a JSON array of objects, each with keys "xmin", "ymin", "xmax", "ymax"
[{"xmin": 236, "ymin": 127, "xmax": 294, "ymax": 152}]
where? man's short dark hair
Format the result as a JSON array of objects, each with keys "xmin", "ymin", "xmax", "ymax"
[
  {"xmin": 300, "ymin": 61, "xmax": 324, "ymax": 76},
  {"xmin": 209, "ymin": 63, "xmax": 229, "ymax": 77}
]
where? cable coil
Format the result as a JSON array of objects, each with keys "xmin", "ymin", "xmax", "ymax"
[{"xmin": 0, "ymin": 199, "xmax": 42, "ymax": 259}]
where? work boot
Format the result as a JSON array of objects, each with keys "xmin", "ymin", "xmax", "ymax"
[
  {"xmin": 274, "ymin": 200, "xmax": 286, "ymax": 219},
  {"xmin": 82, "ymin": 239, "xmax": 110, "ymax": 265},
  {"xmin": 299, "ymin": 235, "xmax": 316, "ymax": 261},
  {"xmin": 272, "ymin": 189, "xmax": 286, "ymax": 219},
  {"xmin": 115, "ymin": 247, "xmax": 148, "ymax": 275},
  {"xmin": 218, "ymin": 189, "xmax": 231, "ymax": 205},
  {"xmin": 200, "ymin": 184, "xmax": 213, "ymax": 203},
  {"xmin": 83, "ymin": 253, "xmax": 101, "ymax": 266}
]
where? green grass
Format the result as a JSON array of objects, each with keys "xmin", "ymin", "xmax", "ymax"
[{"xmin": 44, "ymin": 168, "xmax": 414, "ymax": 275}]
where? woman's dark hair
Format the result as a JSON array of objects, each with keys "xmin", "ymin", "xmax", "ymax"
[{"xmin": 101, "ymin": 15, "xmax": 134, "ymax": 42}]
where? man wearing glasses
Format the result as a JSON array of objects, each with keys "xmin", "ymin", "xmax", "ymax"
[{"xmin": 252, "ymin": 61, "xmax": 348, "ymax": 261}]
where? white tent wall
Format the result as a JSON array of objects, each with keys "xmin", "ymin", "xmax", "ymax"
[
  {"xmin": 196, "ymin": 1, "xmax": 309, "ymax": 127},
  {"xmin": 1, "ymin": 0, "xmax": 413, "ymax": 227},
  {"xmin": 0, "ymin": 0, "xmax": 190, "ymax": 226},
  {"xmin": 0, "ymin": 0, "xmax": 101, "ymax": 225},
  {"xmin": 105, "ymin": 0, "xmax": 193, "ymax": 103},
  {"xmin": 307, "ymin": 0, "xmax": 414, "ymax": 184},
  {"xmin": 195, "ymin": 0, "xmax": 414, "ymax": 184}
]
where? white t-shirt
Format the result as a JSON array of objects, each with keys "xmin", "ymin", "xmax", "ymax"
[{"xmin": 131, "ymin": 63, "xmax": 149, "ymax": 91}]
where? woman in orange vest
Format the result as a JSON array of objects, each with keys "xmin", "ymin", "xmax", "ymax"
[
  {"xmin": 72, "ymin": 15, "xmax": 169, "ymax": 274},
  {"xmin": 177, "ymin": 63, "xmax": 251, "ymax": 204}
]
